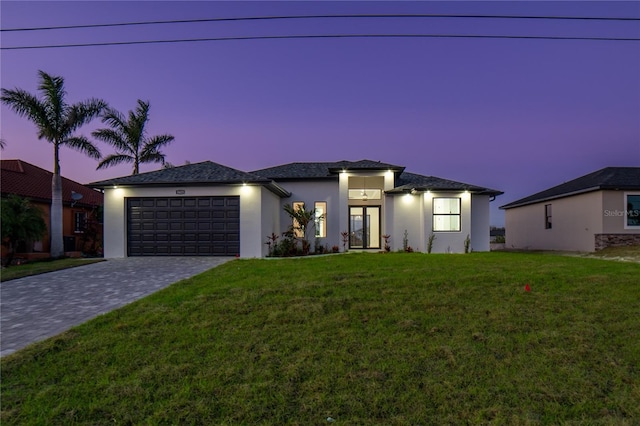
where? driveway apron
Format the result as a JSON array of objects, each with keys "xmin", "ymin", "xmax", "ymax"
[{"xmin": 0, "ymin": 257, "xmax": 233, "ymax": 357}]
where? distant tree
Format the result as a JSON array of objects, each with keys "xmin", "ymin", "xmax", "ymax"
[
  {"xmin": 1, "ymin": 70, "xmax": 106, "ymax": 257},
  {"xmin": 1, "ymin": 195, "xmax": 47, "ymax": 266},
  {"xmin": 94, "ymin": 100, "xmax": 175, "ymax": 175},
  {"xmin": 0, "ymin": 139, "xmax": 6, "ymax": 150}
]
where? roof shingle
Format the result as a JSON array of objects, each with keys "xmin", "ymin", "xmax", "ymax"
[
  {"xmin": 1, "ymin": 159, "xmax": 103, "ymax": 207},
  {"xmin": 500, "ymin": 167, "xmax": 640, "ymax": 209}
]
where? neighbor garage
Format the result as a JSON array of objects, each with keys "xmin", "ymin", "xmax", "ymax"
[{"xmin": 127, "ymin": 196, "xmax": 240, "ymax": 256}]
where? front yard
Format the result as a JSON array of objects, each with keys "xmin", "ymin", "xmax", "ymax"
[{"xmin": 1, "ymin": 252, "xmax": 638, "ymax": 424}]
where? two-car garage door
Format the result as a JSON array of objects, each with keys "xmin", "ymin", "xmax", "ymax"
[{"xmin": 127, "ymin": 196, "xmax": 240, "ymax": 256}]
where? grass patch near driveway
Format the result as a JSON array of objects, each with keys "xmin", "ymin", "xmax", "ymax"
[
  {"xmin": 1, "ymin": 252, "xmax": 638, "ymax": 424},
  {"xmin": 0, "ymin": 258, "xmax": 105, "ymax": 282}
]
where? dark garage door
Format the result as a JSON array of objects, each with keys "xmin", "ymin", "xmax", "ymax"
[{"xmin": 127, "ymin": 196, "xmax": 240, "ymax": 256}]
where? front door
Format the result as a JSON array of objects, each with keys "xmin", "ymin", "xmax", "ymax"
[{"xmin": 349, "ymin": 206, "xmax": 380, "ymax": 249}]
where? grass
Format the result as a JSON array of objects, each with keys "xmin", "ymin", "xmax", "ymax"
[
  {"xmin": 0, "ymin": 257, "xmax": 105, "ymax": 282},
  {"xmin": 1, "ymin": 252, "xmax": 638, "ymax": 424}
]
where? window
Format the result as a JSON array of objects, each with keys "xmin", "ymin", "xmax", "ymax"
[
  {"xmin": 433, "ymin": 198, "xmax": 461, "ymax": 232},
  {"xmin": 74, "ymin": 211, "xmax": 87, "ymax": 233},
  {"xmin": 626, "ymin": 194, "xmax": 640, "ymax": 228},
  {"xmin": 348, "ymin": 189, "xmax": 382, "ymax": 200},
  {"xmin": 292, "ymin": 202, "xmax": 304, "ymax": 238},
  {"xmin": 545, "ymin": 204, "xmax": 552, "ymax": 229},
  {"xmin": 314, "ymin": 202, "xmax": 326, "ymax": 238}
]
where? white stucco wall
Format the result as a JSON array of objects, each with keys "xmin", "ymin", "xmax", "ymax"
[
  {"xmin": 391, "ymin": 192, "xmax": 424, "ymax": 251},
  {"xmin": 470, "ymin": 194, "xmax": 491, "ymax": 252},
  {"xmin": 504, "ymin": 191, "xmax": 604, "ymax": 252},
  {"xmin": 422, "ymin": 191, "xmax": 473, "ymax": 253},
  {"xmin": 102, "ymin": 184, "xmax": 269, "ymax": 259},
  {"xmin": 276, "ymin": 180, "xmax": 341, "ymax": 248}
]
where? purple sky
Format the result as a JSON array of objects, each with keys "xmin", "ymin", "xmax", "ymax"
[{"xmin": 2, "ymin": 1, "xmax": 639, "ymax": 226}]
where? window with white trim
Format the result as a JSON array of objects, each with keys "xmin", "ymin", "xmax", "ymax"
[
  {"xmin": 74, "ymin": 211, "xmax": 87, "ymax": 233},
  {"xmin": 433, "ymin": 198, "xmax": 461, "ymax": 232},
  {"xmin": 314, "ymin": 202, "xmax": 326, "ymax": 238}
]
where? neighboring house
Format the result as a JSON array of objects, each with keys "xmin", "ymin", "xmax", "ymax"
[
  {"xmin": 1, "ymin": 159, "xmax": 104, "ymax": 258},
  {"xmin": 500, "ymin": 167, "xmax": 640, "ymax": 252},
  {"xmin": 89, "ymin": 160, "xmax": 502, "ymax": 258}
]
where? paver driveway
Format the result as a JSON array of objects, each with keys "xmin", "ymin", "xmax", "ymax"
[{"xmin": 0, "ymin": 257, "xmax": 233, "ymax": 357}]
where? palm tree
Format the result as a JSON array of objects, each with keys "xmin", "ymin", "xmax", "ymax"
[
  {"xmin": 94, "ymin": 100, "xmax": 174, "ymax": 174},
  {"xmin": 1, "ymin": 70, "xmax": 106, "ymax": 257}
]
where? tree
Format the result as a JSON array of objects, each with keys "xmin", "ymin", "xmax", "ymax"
[
  {"xmin": 1, "ymin": 195, "xmax": 47, "ymax": 266},
  {"xmin": 283, "ymin": 203, "xmax": 321, "ymax": 255},
  {"xmin": 1, "ymin": 70, "xmax": 106, "ymax": 257},
  {"xmin": 94, "ymin": 100, "xmax": 174, "ymax": 175}
]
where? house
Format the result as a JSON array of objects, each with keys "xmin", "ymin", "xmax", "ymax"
[
  {"xmin": 89, "ymin": 160, "xmax": 502, "ymax": 258},
  {"xmin": 1, "ymin": 159, "xmax": 104, "ymax": 258},
  {"xmin": 500, "ymin": 167, "xmax": 640, "ymax": 252}
]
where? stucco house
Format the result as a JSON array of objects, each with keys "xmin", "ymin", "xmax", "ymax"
[
  {"xmin": 1, "ymin": 159, "xmax": 104, "ymax": 258},
  {"xmin": 500, "ymin": 167, "xmax": 640, "ymax": 252},
  {"xmin": 89, "ymin": 160, "xmax": 502, "ymax": 258}
]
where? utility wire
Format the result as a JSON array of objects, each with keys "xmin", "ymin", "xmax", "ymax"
[
  {"xmin": 2, "ymin": 13, "xmax": 640, "ymax": 32},
  {"xmin": 3, "ymin": 33, "xmax": 639, "ymax": 50}
]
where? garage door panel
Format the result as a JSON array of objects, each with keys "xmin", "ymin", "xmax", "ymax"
[{"xmin": 127, "ymin": 196, "xmax": 240, "ymax": 256}]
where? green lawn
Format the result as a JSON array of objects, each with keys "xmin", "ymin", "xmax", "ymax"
[
  {"xmin": 0, "ymin": 258, "xmax": 105, "ymax": 282},
  {"xmin": 1, "ymin": 252, "xmax": 638, "ymax": 424}
]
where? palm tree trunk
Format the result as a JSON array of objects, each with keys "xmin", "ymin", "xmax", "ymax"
[{"xmin": 50, "ymin": 145, "xmax": 64, "ymax": 257}]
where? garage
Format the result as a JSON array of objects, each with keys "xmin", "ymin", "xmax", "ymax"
[{"xmin": 127, "ymin": 196, "xmax": 240, "ymax": 256}]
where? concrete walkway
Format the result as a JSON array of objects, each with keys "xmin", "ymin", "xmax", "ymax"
[{"xmin": 0, "ymin": 257, "xmax": 233, "ymax": 357}]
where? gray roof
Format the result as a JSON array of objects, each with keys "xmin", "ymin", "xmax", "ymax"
[
  {"xmin": 500, "ymin": 167, "xmax": 640, "ymax": 209},
  {"xmin": 89, "ymin": 161, "xmax": 291, "ymax": 197},
  {"xmin": 252, "ymin": 159, "xmax": 405, "ymax": 180},
  {"xmin": 387, "ymin": 172, "xmax": 503, "ymax": 195},
  {"xmin": 254, "ymin": 160, "xmax": 501, "ymax": 195}
]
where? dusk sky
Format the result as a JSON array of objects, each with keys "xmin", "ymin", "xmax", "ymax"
[{"xmin": 2, "ymin": 1, "xmax": 639, "ymax": 226}]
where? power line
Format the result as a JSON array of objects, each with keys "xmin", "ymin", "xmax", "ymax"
[
  {"xmin": 3, "ymin": 33, "xmax": 639, "ymax": 50},
  {"xmin": 2, "ymin": 13, "xmax": 640, "ymax": 32}
]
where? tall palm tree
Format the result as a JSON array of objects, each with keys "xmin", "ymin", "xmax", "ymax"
[
  {"xmin": 94, "ymin": 100, "xmax": 174, "ymax": 175},
  {"xmin": 1, "ymin": 70, "xmax": 106, "ymax": 257}
]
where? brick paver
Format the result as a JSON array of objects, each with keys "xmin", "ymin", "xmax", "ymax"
[{"xmin": 0, "ymin": 257, "xmax": 232, "ymax": 357}]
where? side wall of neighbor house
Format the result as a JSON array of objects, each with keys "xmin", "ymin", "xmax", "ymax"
[
  {"xmin": 597, "ymin": 189, "xmax": 640, "ymax": 249},
  {"xmin": 504, "ymin": 191, "xmax": 603, "ymax": 252},
  {"xmin": 103, "ymin": 184, "xmax": 266, "ymax": 258},
  {"xmin": 470, "ymin": 194, "xmax": 491, "ymax": 252},
  {"xmin": 276, "ymin": 180, "xmax": 341, "ymax": 249}
]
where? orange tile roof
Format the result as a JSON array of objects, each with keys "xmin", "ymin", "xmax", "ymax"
[{"xmin": 1, "ymin": 159, "xmax": 103, "ymax": 207}]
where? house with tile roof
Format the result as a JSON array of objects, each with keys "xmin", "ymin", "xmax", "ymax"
[
  {"xmin": 500, "ymin": 167, "xmax": 640, "ymax": 252},
  {"xmin": 1, "ymin": 159, "xmax": 104, "ymax": 258},
  {"xmin": 90, "ymin": 159, "xmax": 502, "ymax": 258}
]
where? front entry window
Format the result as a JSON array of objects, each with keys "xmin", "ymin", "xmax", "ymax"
[{"xmin": 349, "ymin": 206, "xmax": 380, "ymax": 249}]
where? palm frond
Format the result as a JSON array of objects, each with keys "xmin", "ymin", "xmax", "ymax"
[
  {"xmin": 1, "ymin": 88, "xmax": 51, "ymax": 138},
  {"xmin": 140, "ymin": 134, "xmax": 175, "ymax": 157},
  {"xmin": 67, "ymin": 99, "xmax": 107, "ymax": 132},
  {"xmin": 64, "ymin": 136, "xmax": 102, "ymax": 159},
  {"xmin": 37, "ymin": 71, "xmax": 67, "ymax": 135},
  {"xmin": 100, "ymin": 107, "xmax": 127, "ymax": 133},
  {"xmin": 139, "ymin": 151, "xmax": 165, "ymax": 165},
  {"xmin": 96, "ymin": 154, "xmax": 133, "ymax": 170},
  {"xmin": 92, "ymin": 128, "xmax": 130, "ymax": 152}
]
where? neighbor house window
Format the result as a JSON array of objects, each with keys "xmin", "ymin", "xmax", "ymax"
[
  {"xmin": 545, "ymin": 204, "xmax": 552, "ymax": 229},
  {"xmin": 433, "ymin": 198, "xmax": 461, "ymax": 232},
  {"xmin": 74, "ymin": 211, "xmax": 87, "ymax": 233},
  {"xmin": 314, "ymin": 202, "xmax": 327, "ymax": 238},
  {"xmin": 626, "ymin": 194, "xmax": 640, "ymax": 228},
  {"xmin": 292, "ymin": 202, "xmax": 304, "ymax": 238}
]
